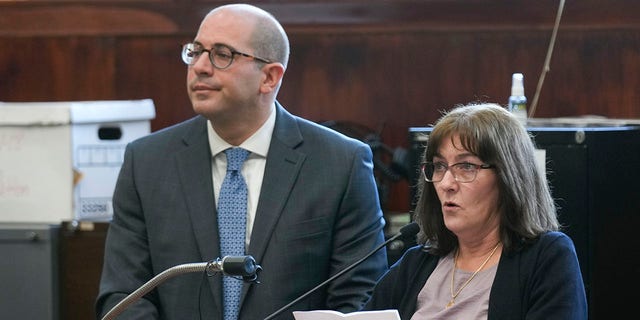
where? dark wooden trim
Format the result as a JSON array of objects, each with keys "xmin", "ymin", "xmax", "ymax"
[{"xmin": 1, "ymin": 0, "xmax": 639, "ymax": 37}]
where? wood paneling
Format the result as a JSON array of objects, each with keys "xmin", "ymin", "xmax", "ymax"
[
  {"xmin": 2, "ymin": 1, "xmax": 638, "ymax": 319},
  {"xmin": 58, "ymin": 221, "xmax": 109, "ymax": 320},
  {"xmin": 1, "ymin": 0, "xmax": 639, "ymax": 213}
]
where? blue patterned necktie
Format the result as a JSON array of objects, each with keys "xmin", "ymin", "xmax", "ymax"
[{"xmin": 217, "ymin": 147, "xmax": 250, "ymax": 320}]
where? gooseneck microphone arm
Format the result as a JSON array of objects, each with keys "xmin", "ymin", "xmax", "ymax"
[
  {"xmin": 263, "ymin": 222, "xmax": 419, "ymax": 320},
  {"xmin": 101, "ymin": 255, "xmax": 261, "ymax": 320}
]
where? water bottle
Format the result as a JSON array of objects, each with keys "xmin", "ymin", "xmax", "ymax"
[{"xmin": 508, "ymin": 73, "xmax": 527, "ymax": 126}]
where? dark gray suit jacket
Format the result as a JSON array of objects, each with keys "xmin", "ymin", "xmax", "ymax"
[{"xmin": 96, "ymin": 102, "xmax": 388, "ymax": 320}]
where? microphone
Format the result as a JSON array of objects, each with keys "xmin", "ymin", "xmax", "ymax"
[
  {"xmin": 219, "ymin": 255, "xmax": 263, "ymax": 282},
  {"xmin": 263, "ymin": 222, "xmax": 420, "ymax": 320},
  {"xmin": 101, "ymin": 255, "xmax": 262, "ymax": 320}
]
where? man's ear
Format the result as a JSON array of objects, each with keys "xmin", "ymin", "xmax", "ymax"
[{"xmin": 259, "ymin": 63, "xmax": 285, "ymax": 94}]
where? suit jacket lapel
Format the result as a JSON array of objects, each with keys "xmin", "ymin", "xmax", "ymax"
[
  {"xmin": 247, "ymin": 103, "xmax": 305, "ymax": 263},
  {"xmin": 174, "ymin": 116, "xmax": 224, "ymax": 314},
  {"xmin": 176, "ymin": 116, "xmax": 219, "ymax": 261}
]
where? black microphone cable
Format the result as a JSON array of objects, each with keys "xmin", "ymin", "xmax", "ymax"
[{"xmin": 263, "ymin": 222, "xmax": 420, "ymax": 320}]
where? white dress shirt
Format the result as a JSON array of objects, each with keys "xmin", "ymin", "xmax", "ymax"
[{"xmin": 207, "ymin": 106, "xmax": 275, "ymax": 246}]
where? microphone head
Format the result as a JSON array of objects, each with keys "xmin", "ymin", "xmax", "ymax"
[
  {"xmin": 399, "ymin": 222, "xmax": 420, "ymax": 238},
  {"xmin": 222, "ymin": 255, "xmax": 259, "ymax": 276}
]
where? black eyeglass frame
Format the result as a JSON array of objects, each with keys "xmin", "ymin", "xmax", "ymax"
[
  {"xmin": 421, "ymin": 161, "xmax": 495, "ymax": 183},
  {"xmin": 181, "ymin": 43, "xmax": 272, "ymax": 69}
]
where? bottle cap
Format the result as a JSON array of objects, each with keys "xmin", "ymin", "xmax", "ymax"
[{"xmin": 511, "ymin": 73, "xmax": 525, "ymax": 96}]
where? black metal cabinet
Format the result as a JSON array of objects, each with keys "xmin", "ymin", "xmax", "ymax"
[
  {"xmin": 0, "ymin": 223, "xmax": 60, "ymax": 320},
  {"xmin": 0, "ymin": 221, "xmax": 109, "ymax": 320}
]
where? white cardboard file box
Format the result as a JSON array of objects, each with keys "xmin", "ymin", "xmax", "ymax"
[{"xmin": 0, "ymin": 99, "xmax": 155, "ymax": 223}]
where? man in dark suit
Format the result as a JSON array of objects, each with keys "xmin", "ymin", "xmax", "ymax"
[{"xmin": 96, "ymin": 3, "xmax": 388, "ymax": 320}]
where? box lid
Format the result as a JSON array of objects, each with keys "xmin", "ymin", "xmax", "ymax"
[{"xmin": 0, "ymin": 99, "xmax": 156, "ymax": 125}]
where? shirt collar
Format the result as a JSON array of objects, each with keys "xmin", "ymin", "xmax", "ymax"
[{"xmin": 207, "ymin": 104, "xmax": 276, "ymax": 158}]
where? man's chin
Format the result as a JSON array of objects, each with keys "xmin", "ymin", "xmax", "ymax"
[
  {"xmin": 191, "ymin": 99, "xmax": 212, "ymax": 111},
  {"xmin": 192, "ymin": 101, "xmax": 225, "ymax": 118}
]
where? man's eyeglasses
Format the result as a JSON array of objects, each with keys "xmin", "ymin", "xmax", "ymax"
[
  {"xmin": 181, "ymin": 43, "xmax": 272, "ymax": 69},
  {"xmin": 421, "ymin": 161, "xmax": 494, "ymax": 183}
]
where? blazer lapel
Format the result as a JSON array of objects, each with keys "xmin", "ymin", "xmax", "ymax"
[
  {"xmin": 176, "ymin": 116, "xmax": 219, "ymax": 261},
  {"xmin": 174, "ymin": 116, "xmax": 224, "ymax": 314},
  {"xmin": 247, "ymin": 103, "xmax": 305, "ymax": 263}
]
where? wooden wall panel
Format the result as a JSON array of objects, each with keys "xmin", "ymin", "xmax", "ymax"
[
  {"xmin": 1, "ymin": 1, "xmax": 639, "ymax": 319},
  {"xmin": 58, "ymin": 221, "xmax": 110, "ymax": 320},
  {"xmin": 539, "ymin": 30, "xmax": 640, "ymax": 118},
  {"xmin": 282, "ymin": 27, "xmax": 640, "ymax": 125},
  {"xmin": 1, "ymin": 0, "xmax": 639, "ymax": 214},
  {"xmin": 114, "ymin": 37, "xmax": 196, "ymax": 130},
  {"xmin": 280, "ymin": 30, "xmax": 548, "ymax": 129},
  {"xmin": 0, "ymin": 37, "xmax": 118, "ymax": 100}
]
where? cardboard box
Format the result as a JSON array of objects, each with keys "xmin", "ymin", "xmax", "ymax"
[{"xmin": 0, "ymin": 99, "xmax": 155, "ymax": 223}]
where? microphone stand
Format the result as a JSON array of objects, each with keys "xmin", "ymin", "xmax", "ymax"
[
  {"xmin": 263, "ymin": 223, "xmax": 418, "ymax": 320},
  {"xmin": 101, "ymin": 257, "xmax": 260, "ymax": 320}
]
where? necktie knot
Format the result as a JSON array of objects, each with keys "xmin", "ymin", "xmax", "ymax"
[{"xmin": 225, "ymin": 148, "xmax": 250, "ymax": 172}]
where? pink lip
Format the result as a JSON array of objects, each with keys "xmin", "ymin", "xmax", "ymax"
[
  {"xmin": 443, "ymin": 201, "xmax": 459, "ymax": 207},
  {"xmin": 192, "ymin": 85, "xmax": 213, "ymax": 91},
  {"xmin": 191, "ymin": 82, "xmax": 221, "ymax": 91},
  {"xmin": 442, "ymin": 201, "xmax": 460, "ymax": 212}
]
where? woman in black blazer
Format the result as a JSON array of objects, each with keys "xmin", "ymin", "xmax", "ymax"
[{"xmin": 364, "ymin": 103, "xmax": 587, "ymax": 320}]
